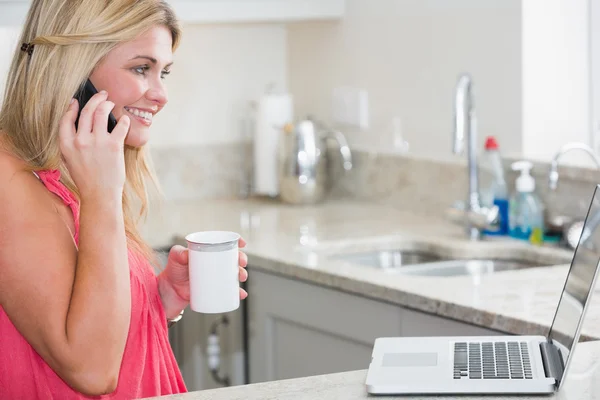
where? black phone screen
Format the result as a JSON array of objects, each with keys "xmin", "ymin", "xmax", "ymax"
[{"xmin": 73, "ymin": 79, "xmax": 118, "ymax": 133}]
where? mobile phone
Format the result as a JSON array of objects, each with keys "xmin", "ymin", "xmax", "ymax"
[{"xmin": 74, "ymin": 79, "xmax": 118, "ymax": 133}]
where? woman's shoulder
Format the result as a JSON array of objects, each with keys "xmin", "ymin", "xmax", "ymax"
[
  {"xmin": 0, "ymin": 147, "xmax": 52, "ymax": 219},
  {"xmin": 0, "ymin": 142, "xmax": 78, "ymax": 243}
]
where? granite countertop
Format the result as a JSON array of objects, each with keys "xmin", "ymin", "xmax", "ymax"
[
  {"xmin": 141, "ymin": 197, "xmax": 600, "ymax": 341},
  {"xmin": 144, "ymin": 340, "xmax": 600, "ymax": 400}
]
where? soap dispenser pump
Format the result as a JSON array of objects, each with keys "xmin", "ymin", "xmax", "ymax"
[
  {"xmin": 513, "ymin": 161, "xmax": 535, "ymax": 193},
  {"xmin": 509, "ymin": 161, "xmax": 545, "ymax": 244}
]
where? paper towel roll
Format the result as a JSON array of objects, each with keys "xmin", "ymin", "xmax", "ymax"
[{"xmin": 253, "ymin": 93, "xmax": 293, "ymax": 196}]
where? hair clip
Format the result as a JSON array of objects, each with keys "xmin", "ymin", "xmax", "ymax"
[{"xmin": 20, "ymin": 42, "xmax": 34, "ymax": 56}]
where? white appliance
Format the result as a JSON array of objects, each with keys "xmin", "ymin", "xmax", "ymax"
[{"xmin": 365, "ymin": 184, "xmax": 600, "ymax": 395}]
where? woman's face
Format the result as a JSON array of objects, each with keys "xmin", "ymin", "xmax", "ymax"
[{"xmin": 89, "ymin": 25, "xmax": 173, "ymax": 147}]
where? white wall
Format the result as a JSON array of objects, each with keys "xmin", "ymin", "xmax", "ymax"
[
  {"xmin": 287, "ymin": 0, "xmax": 523, "ymax": 163},
  {"xmin": 0, "ymin": 27, "xmax": 21, "ymax": 100},
  {"xmin": 522, "ymin": 0, "xmax": 592, "ymax": 166},
  {"xmin": 150, "ymin": 23, "xmax": 288, "ymax": 148},
  {"xmin": 2, "ymin": 2, "xmax": 594, "ymax": 166},
  {"xmin": 287, "ymin": 0, "xmax": 598, "ymax": 166},
  {"xmin": 0, "ymin": 24, "xmax": 289, "ymax": 149},
  {"xmin": 591, "ymin": 0, "xmax": 600, "ymax": 157}
]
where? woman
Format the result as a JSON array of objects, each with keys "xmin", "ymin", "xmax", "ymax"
[{"xmin": 0, "ymin": 0, "xmax": 249, "ymax": 398}]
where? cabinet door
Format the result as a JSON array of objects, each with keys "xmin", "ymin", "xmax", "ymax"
[
  {"xmin": 247, "ymin": 268, "xmax": 502, "ymax": 383},
  {"xmin": 398, "ymin": 306, "xmax": 502, "ymax": 337},
  {"xmin": 247, "ymin": 269, "xmax": 404, "ymax": 383}
]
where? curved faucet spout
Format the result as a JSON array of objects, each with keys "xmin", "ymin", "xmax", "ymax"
[
  {"xmin": 450, "ymin": 73, "xmax": 498, "ymax": 240},
  {"xmin": 548, "ymin": 142, "xmax": 600, "ymax": 190},
  {"xmin": 453, "ymin": 74, "xmax": 473, "ymax": 155}
]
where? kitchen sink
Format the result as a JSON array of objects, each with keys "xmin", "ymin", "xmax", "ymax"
[
  {"xmin": 394, "ymin": 259, "xmax": 547, "ymax": 277},
  {"xmin": 331, "ymin": 249, "xmax": 444, "ymax": 269},
  {"xmin": 328, "ymin": 247, "xmax": 567, "ymax": 277}
]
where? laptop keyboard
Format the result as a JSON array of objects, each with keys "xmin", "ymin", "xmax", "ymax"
[{"xmin": 453, "ymin": 341, "xmax": 533, "ymax": 380}]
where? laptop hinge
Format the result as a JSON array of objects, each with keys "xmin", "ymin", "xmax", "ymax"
[{"xmin": 539, "ymin": 341, "xmax": 564, "ymax": 381}]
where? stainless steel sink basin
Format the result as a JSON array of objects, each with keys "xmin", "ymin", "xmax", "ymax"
[
  {"xmin": 329, "ymin": 247, "xmax": 561, "ymax": 277},
  {"xmin": 395, "ymin": 259, "xmax": 546, "ymax": 277},
  {"xmin": 331, "ymin": 249, "xmax": 444, "ymax": 269}
]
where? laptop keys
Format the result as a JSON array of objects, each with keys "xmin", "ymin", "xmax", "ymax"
[
  {"xmin": 453, "ymin": 342, "xmax": 468, "ymax": 379},
  {"xmin": 469, "ymin": 342, "xmax": 482, "ymax": 379},
  {"xmin": 521, "ymin": 342, "xmax": 533, "ymax": 379},
  {"xmin": 453, "ymin": 341, "xmax": 533, "ymax": 380},
  {"xmin": 494, "ymin": 342, "xmax": 510, "ymax": 379}
]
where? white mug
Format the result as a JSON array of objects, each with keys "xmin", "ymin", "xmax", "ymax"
[{"xmin": 185, "ymin": 231, "xmax": 241, "ymax": 314}]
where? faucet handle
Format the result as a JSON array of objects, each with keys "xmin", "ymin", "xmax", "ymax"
[
  {"xmin": 446, "ymin": 201, "xmax": 500, "ymax": 231},
  {"xmin": 477, "ymin": 204, "xmax": 500, "ymax": 228}
]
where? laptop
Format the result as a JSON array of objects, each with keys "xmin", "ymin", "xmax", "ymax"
[{"xmin": 365, "ymin": 184, "xmax": 600, "ymax": 395}]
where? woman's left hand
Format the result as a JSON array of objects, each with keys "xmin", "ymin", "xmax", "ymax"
[{"xmin": 158, "ymin": 238, "xmax": 249, "ymax": 319}]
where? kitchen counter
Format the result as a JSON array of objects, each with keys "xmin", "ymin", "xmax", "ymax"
[
  {"xmin": 140, "ymin": 197, "xmax": 599, "ymax": 339},
  {"xmin": 144, "ymin": 340, "xmax": 600, "ymax": 400}
]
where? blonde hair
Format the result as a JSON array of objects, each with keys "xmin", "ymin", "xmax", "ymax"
[{"xmin": 0, "ymin": 0, "xmax": 181, "ymax": 261}]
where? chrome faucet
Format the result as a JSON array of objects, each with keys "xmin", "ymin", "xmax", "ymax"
[
  {"xmin": 450, "ymin": 73, "xmax": 499, "ymax": 240},
  {"xmin": 548, "ymin": 142, "xmax": 600, "ymax": 190}
]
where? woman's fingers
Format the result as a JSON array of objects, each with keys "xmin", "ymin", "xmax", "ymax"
[
  {"xmin": 92, "ymin": 100, "xmax": 115, "ymax": 135},
  {"xmin": 239, "ymin": 266, "xmax": 248, "ymax": 282},
  {"xmin": 77, "ymin": 91, "xmax": 108, "ymax": 135},
  {"xmin": 239, "ymin": 251, "xmax": 248, "ymax": 268},
  {"xmin": 238, "ymin": 247, "xmax": 249, "ymax": 298},
  {"xmin": 111, "ymin": 115, "xmax": 130, "ymax": 142},
  {"xmin": 58, "ymin": 90, "xmax": 127, "ymax": 199}
]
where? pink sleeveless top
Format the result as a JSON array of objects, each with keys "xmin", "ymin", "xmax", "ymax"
[{"xmin": 0, "ymin": 170, "xmax": 187, "ymax": 399}]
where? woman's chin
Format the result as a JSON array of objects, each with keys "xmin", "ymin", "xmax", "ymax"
[{"xmin": 124, "ymin": 128, "xmax": 150, "ymax": 148}]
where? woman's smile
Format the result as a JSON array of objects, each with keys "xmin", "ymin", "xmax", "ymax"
[{"xmin": 123, "ymin": 106, "xmax": 156, "ymax": 126}]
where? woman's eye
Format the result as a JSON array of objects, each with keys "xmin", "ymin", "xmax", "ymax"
[
  {"xmin": 133, "ymin": 66, "xmax": 170, "ymax": 79},
  {"xmin": 133, "ymin": 66, "xmax": 149, "ymax": 75}
]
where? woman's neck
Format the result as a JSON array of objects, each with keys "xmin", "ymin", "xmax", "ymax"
[
  {"xmin": 0, "ymin": 131, "xmax": 11, "ymax": 153},
  {"xmin": 0, "ymin": 132, "xmax": 29, "ymax": 168}
]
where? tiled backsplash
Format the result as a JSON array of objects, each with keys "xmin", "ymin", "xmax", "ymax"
[
  {"xmin": 151, "ymin": 142, "xmax": 600, "ymax": 225},
  {"xmin": 149, "ymin": 142, "xmax": 252, "ymax": 201},
  {"xmin": 328, "ymin": 150, "xmax": 468, "ymax": 216},
  {"xmin": 328, "ymin": 148, "xmax": 600, "ymax": 221}
]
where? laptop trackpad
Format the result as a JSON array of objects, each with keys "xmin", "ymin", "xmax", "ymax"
[{"xmin": 382, "ymin": 352, "xmax": 438, "ymax": 367}]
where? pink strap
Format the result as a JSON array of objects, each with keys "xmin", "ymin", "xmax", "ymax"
[{"xmin": 35, "ymin": 170, "xmax": 80, "ymax": 245}]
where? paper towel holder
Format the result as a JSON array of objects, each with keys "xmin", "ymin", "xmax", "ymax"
[{"xmin": 251, "ymin": 88, "xmax": 294, "ymax": 198}]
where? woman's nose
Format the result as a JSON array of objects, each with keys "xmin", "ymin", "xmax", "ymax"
[{"xmin": 146, "ymin": 82, "xmax": 168, "ymax": 107}]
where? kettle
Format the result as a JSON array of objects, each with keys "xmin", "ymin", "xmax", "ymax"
[{"xmin": 278, "ymin": 117, "xmax": 352, "ymax": 204}]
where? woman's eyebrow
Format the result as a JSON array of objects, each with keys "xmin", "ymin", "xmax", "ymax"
[{"xmin": 130, "ymin": 55, "xmax": 174, "ymax": 67}]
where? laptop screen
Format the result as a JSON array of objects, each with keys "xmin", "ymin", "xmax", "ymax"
[{"xmin": 547, "ymin": 184, "xmax": 600, "ymax": 387}]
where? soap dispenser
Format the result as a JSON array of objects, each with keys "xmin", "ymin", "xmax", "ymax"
[{"xmin": 509, "ymin": 161, "xmax": 545, "ymax": 244}]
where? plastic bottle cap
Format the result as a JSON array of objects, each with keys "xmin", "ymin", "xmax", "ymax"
[
  {"xmin": 511, "ymin": 161, "xmax": 535, "ymax": 192},
  {"xmin": 485, "ymin": 136, "xmax": 499, "ymax": 150}
]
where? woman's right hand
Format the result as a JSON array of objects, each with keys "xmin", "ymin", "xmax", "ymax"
[{"xmin": 59, "ymin": 91, "xmax": 130, "ymax": 201}]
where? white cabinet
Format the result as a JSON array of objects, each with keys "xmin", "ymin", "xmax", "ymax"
[
  {"xmin": 247, "ymin": 268, "xmax": 501, "ymax": 384},
  {"xmin": 0, "ymin": 0, "xmax": 346, "ymax": 26},
  {"xmin": 168, "ymin": 0, "xmax": 345, "ymax": 24}
]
